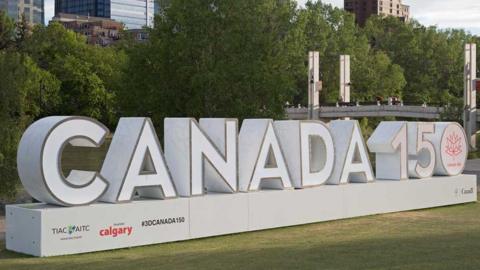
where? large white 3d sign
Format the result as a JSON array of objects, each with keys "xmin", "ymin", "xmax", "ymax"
[
  {"xmin": 329, "ymin": 120, "xmax": 374, "ymax": 184},
  {"xmin": 17, "ymin": 117, "xmax": 468, "ymax": 206},
  {"xmin": 367, "ymin": 122, "xmax": 408, "ymax": 180},
  {"xmin": 239, "ymin": 119, "xmax": 292, "ymax": 191},
  {"xmin": 367, "ymin": 122, "xmax": 468, "ymax": 180},
  {"xmin": 100, "ymin": 118, "xmax": 176, "ymax": 202},
  {"xmin": 275, "ymin": 120, "xmax": 334, "ymax": 187},
  {"xmin": 164, "ymin": 118, "xmax": 237, "ymax": 196},
  {"xmin": 17, "ymin": 117, "xmax": 109, "ymax": 206}
]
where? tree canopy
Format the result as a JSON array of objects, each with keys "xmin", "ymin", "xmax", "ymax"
[{"xmin": 117, "ymin": 0, "xmax": 305, "ymax": 130}]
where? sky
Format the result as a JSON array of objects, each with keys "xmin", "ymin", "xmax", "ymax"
[
  {"xmin": 45, "ymin": 0, "xmax": 54, "ymax": 25},
  {"xmin": 297, "ymin": 0, "xmax": 480, "ymax": 35}
]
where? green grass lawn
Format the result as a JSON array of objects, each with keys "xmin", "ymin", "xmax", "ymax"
[
  {"xmin": 1, "ymin": 201, "xmax": 480, "ymax": 270},
  {"xmin": 2, "ymin": 145, "xmax": 479, "ymax": 269}
]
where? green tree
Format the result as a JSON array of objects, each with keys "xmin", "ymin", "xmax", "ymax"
[
  {"xmin": 0, "ymin": 52, "xmax": 59, "ymax": 199},
  {"xmin": 363, "ymin": 16, "xmax": 473, "ymax": 111},
  {"xmin": 15, "ymin": 14, "xmax": 31, "ymax": 50},
  {"xmin": 23, "ymin": 22, "xmax": 125, "ymax": 126},
  {"xmin": 0, "ymin": 10, "xmax": 16, "ymax": 50},
  {"xmin": 299, "ymin": 2, "xmax": 406, "ymax": 104},
  {"xmin": 118, "ymin": 0, "xmax": 305, "ymax": 130},
  {"xmin": 352, "ymin": 51, "xmax": 406, "ymax": 101}
]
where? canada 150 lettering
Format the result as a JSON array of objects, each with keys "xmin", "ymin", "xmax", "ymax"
[{"xmin": 16, "ymin": 117, "xmax": 468, "ymax": 207}]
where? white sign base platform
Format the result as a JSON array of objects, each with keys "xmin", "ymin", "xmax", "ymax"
[{"xmin": 6, "ymin": 175, "xmax": 477, "ymax": 257}]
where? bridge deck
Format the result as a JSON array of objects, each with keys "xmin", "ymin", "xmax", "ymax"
[{"xmin": 286, "ymin": 105, "xmax": 444, "ymax": 120}]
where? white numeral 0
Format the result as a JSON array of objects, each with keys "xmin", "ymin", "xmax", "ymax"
[{"xmin": 431, "ymin": 123, "xmax": 468, "ymax": 176}]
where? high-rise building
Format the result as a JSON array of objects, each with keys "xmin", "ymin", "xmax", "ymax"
[
  {"xmin": 55, "ymin": 0, "xmax": 154, "ymax": 29},
  {"xmin": 154, "ymin": 0, "xmax": 159, "ymax": 15},
  {"xmin": 344, "ymin": 0, "xmax": 409, "ymax": 26},
  {"xmin": 55, "ymin": 0, "xmax": 110, "ymax": 18},
  {"xmin": 51, "ymin": 13, "xmax": 123, "ymax": 46},
  {"xmin": 0, "ymin": 0, "xmax": 44, "ymax": 25}
]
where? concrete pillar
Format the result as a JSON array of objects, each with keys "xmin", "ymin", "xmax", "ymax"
[
  {"xmin": 340, "ymin": 55, "xmax": 351, "ymax": 120},
  {"xmin": 340, "ymin": 55, "xmax": 351, "ymax": 103},
  {"xmin": 464, "ymin": 43, "xmax": 477, "ymax": 150},
  {"xmin": 308, "ymin": 51, "xmax": 321, "ymax": 120}
]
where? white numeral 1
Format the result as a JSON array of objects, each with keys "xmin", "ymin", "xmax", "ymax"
[{"xmin": 367, "ymin": 122, "xmax": 407, "ymax": 180}]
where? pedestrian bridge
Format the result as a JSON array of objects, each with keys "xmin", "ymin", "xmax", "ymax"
[{"xmin": 286, "ymin": 104, "xmax": 480, "ymax": 122}]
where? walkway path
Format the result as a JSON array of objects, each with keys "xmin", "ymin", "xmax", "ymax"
[{"xmin": 465, "ymin": 159, "xmax": 480, "ymax": 190}]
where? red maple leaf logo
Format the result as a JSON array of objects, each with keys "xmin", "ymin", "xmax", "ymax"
[{"xmin": 445, "ymin": 133, "xmax": 463, "ymax": 157}]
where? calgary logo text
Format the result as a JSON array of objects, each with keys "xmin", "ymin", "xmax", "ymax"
[{"xmin": 99, "ymin": 223, "xmax": 133, "ymax": 237}]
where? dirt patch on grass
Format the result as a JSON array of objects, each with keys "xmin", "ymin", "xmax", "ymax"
[
  {"xmin": 384, "ymin": 210, "xmax": 435, "ymax": 220},
  {"xmin": 0, "ymin": 216, "xmax": 4, "ymax": 241}
]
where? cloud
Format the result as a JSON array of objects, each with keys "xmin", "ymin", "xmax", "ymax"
[
  {"xmin": 413, "ymin": 0, "xmax": 480, "ymax": 33},
  {"xmin": 297, "ymin": 0, "xmax": 480, "ymax": 35}
]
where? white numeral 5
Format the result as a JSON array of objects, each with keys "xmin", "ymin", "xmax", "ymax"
[{"xmin": 408, "ymin": 123, "xmax": 436, "ymax": 178}]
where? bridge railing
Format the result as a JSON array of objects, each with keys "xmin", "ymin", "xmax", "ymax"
[
  {"xmin": 285, "ymin": 101, "xmax": 447, "ymax": 110},
  {"xmin": 285, "ymin": 102, "xmax": 446, "ymax": 120}
]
